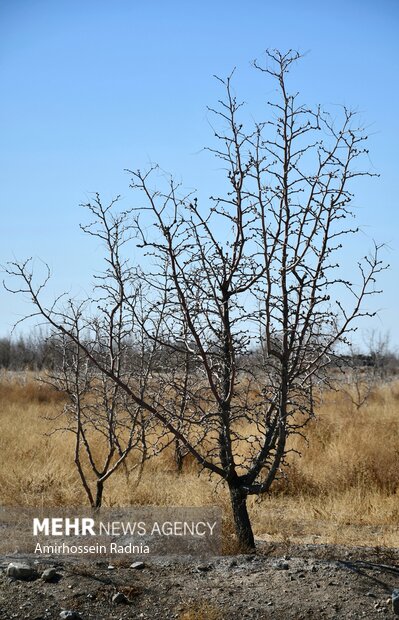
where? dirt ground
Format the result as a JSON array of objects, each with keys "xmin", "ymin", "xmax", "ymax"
[{"xmin": 1, "ymin": 542, "xmax": 399, "ymax": 619}]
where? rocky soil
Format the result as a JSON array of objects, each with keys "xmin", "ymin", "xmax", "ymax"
[{"xmin": 1, "ymin": 543, "xmax": 399, "ymax": 619}]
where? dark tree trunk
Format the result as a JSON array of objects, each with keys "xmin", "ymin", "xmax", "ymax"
[
  {"xmin": 175, "ymin": 438, "xmax": 184, "ymax": 474},
  {"xmin": 229, "ymin": 485, "xmax": 255, "ymax": 552},
  {"xmin": 95, "ymin": 480, "xmax": 104, "ymax": 509}
]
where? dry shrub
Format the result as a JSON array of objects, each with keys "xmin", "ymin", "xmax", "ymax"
[{"xmin": 0, "ymin": 374, "xmax": 65, "ymax": 405}]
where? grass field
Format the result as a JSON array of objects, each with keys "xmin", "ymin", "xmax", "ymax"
[{"xmin": 0, "ymin": 370, "xmax": 398, "ymax": 549}]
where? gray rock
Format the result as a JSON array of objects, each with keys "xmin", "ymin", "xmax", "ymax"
[
  {"xmin": 130, "ymin": 561, "xmax": 145, "ymax": 569},
  {"xmin": 6, "ymin": 562, "xmax": 38, "ymax": 580},
  {"xmin": 112, "ymin": 592, "xmax": 129, "ymax": 604},
  {"xmin": 59, "ymin": 612, "xmax": 82, "ymax": 620},
  {"xmin": 42, "ymin": 567, "xmax": 58, "ymax": 582},
  {"xmin": 273, "ymin": 559, "xmax": 289, "ymax": 570},
  {"xmin": 196, "ymin": 563, "xmax": 212, "ymax": 572},
  {"xmin": 392, "ymin": 589, "xmax": 399, "ymax": 615}
]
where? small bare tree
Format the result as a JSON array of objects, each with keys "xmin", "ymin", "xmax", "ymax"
[
  {"xmin": 43, "ymin": 316, "xmax": 149, "ymax": 509},
  {"xmin": 338, "ymin": 331, "xmax": 396, "ymax": 410},
  {"xmin": 4, "ymin": 50, "xmax": 385, "ymax": 549},
  {"xmin": 5, "ymin": 199, "xmax": 164, "ymax": 508}
]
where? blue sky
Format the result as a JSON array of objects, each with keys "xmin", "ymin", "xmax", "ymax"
[{"xmin": 1, "ymin": 0, "xmax": 398, "ymax": 349}]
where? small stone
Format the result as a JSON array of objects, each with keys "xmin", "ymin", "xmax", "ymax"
[
  {"xmin": 392, "ymin": 589, "xmax": 399, "ymax": 615},
  {"xmin": 130, "ymin": 561, "xmax": 145, "ymax": 569},
  {"xmin": 42, "ymin": 567, "xmax": 58, "ymax": 582},
  {"xmin": 273, "ymin": 559, "xmax": 289, "ymax": 570},
  {"xmin": 6, "ymin": 562, "xmax": 38, "ymax": 580},
  {"xmin": 366, "ymin": 592, "xmax": 377, "ymax": 598},
  {"xmin": 196, "ymin": 564, "xmax": 212, "ymax": 572},
  {"xmin": 112, "ymin": 592, "xmax": 129, "ymax": 604},
  {"xmin": 59, "ymin": 612, "xmax": 82, "ymax": 620},
  {"xmin": 107, "ymin": 564, "xmax": 115, "ymax": 570}
]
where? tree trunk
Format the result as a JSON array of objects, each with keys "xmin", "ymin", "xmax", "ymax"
[
  {"xmin": 95, "ymin": 479, "xmax": 104, "ymax": 509},
  {"xmin": 229, "ymin": 485, "xmax": 255, "ymax": 552},
  {"xmin": 175, "ymin": 438, "xmax": 184, "ymax": 474}
]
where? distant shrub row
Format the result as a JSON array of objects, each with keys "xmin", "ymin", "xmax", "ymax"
[
  {"xmin": 0, "ymin": 332, "xmax": 398, "ymax": 374},
  {"xmin": 0, "ymin": 334, "xmax": 61, "ymax": 371}
]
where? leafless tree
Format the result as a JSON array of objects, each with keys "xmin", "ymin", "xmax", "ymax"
[
  {"xmin": 42, "ymin": 315, "xmax": 149, "ymax": 510},
  {"xmin": 338, "ymin": 331, "xmax": 397, "ymax": 410},
  {"xmin": 4, "ymin": 50, "xmax": 385, "ymax": 549},
  {"xmin": 5, "ymin": 199, "xmax": 164, "ymax": 508}
]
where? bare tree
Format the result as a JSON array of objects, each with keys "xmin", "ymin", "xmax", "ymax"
[
  {"xmin": 338, "ymin": 331, "xmax": 397, "ymax": 410},
  {"xmin": 43, "ymin": 315, "xmax": 150, "ymax": 510},
  {"xmin": 4, "ymin": 50, "xmax": 385, "ymax": 549},
  {"xmin": 6, "ymin": 199, "xmax": 163, "ymax": 508}
]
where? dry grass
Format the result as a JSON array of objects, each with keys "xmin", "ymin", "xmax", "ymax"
[
  {"xmin": 179, "ymin": 602, "xmax": 222, "ymax": 620},
  {"xmin": 0, "ymin": 371, "xmax": 398, "ymax": 548}
]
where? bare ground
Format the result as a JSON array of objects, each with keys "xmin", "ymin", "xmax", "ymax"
[{"xmin": 1, "ymin": 542, "xmax": 399, "ymax": 619}]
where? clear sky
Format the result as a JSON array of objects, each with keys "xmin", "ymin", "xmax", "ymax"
[{"xmin": 1, "ymin": 0, "xmax": 398, "ymax": 349}]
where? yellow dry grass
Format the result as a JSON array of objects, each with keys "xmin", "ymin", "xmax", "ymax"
[
  {"xmin": 0, "ymin": 371, "xmax": 398, "ymax": 548},
  {"xmin": 179, "ymin": 602, "xmax": 222, "ymax": 620}
]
